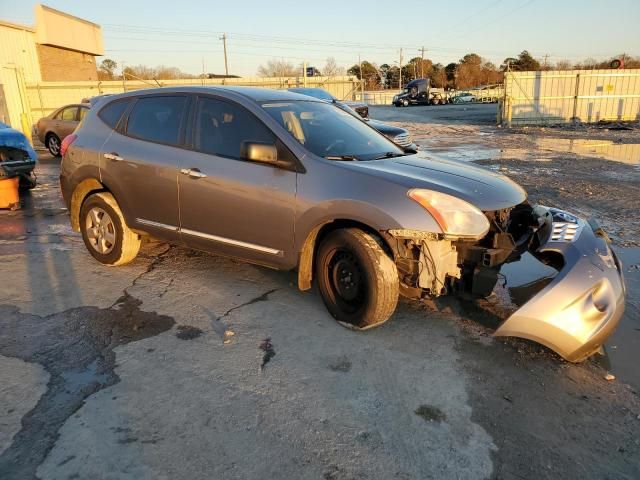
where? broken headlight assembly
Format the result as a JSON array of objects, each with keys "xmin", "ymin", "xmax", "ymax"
[{"xmin": 407, "ymin": 189, "xmax": 490, "ymax": 239}]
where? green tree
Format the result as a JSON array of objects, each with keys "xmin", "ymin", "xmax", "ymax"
[
  {"xmin": 444, "ymin": 63, "xmax": 457, "ymax": 83},
  {"xmin": 347, "ymin": 61, "xmax": 380, "ymax": 89},
  {"xmin": 515, "ymin": 50, "xmax": 541, "ymax": 71},
  {"xmin": 502, "ymin": 51, "xmax": 541, "ymax": 71}
]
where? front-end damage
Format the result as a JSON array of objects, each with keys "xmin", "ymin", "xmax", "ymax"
[{"xmin": 386, "ymin": 204, "xmax": 626, "ymax": 362}]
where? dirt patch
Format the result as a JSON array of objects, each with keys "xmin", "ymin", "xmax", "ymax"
[
  {"xmin": 175, "ymin": 325, "xmax": 204, "ymax": 340},
  {"xmin": 259, "ymin": 338, "xmax": 276, "ymax": 370},
  {"xmin": 0, "ymin": 295, "xmax": 175, "ymax": 480},
  {"xmin": 414, "ymin": 404, "xmax": 446, "ymax": 423},
  {"xmin": 328, "ymin": 356, "xmax": 352, "ymax": 372}
]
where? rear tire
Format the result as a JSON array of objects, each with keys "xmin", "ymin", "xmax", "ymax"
[
  {"xmin": 80, "ymin": 192, "xmax": 141, "ymax": 266},
  {"xmin": 316, "ymin": 228, "xmax": 399, "ymax": 330},
  {"xmin": 46, "ymin": 133, "xmax": 61, "ymax": 157}
]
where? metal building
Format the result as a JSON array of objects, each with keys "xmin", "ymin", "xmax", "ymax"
[{"xmin": 0, "ymin": 4, "xmax": 103, "ymax": 131}]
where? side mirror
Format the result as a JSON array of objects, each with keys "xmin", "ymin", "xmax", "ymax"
[{"xmin": 241, "ymin": 142, "xmax": 278, "ymax": 164}]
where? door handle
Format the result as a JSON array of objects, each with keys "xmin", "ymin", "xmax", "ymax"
[
  {"xmin": 180, "ymin": 168, "xmax": 207, "ymax": 179},
  {"xmin": 103, "ymin": 152, "xmax": 123, "ymax": 162}
]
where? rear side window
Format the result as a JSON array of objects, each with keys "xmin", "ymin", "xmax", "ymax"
[
  {"xmin": 126, "ymin": 96, "xmax": 187, "ymax": 146},
  {"xmin": 98, "ymin": 100, "xmax": 131, "ymax": 129},
  {"xmin": 78, "ymin": 107, "xmax": 89, "ymax": 121},
  {"xmin": 56, "ymin": 107, "xmax": 77, "ymax": 121}
]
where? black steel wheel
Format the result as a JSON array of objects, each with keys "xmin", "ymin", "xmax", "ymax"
[{"xmin": 316, "ymin": 228, "xmax": 399, "ymax": 330}]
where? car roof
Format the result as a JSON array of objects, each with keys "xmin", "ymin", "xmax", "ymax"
[{"xmin": 104, "ymin": 86, "xmax": 320, "ymax": 104}]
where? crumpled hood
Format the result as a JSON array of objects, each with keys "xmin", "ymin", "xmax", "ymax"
[
  {"xmin": 344, "ymin": 152, "xmax": 527, "ymax": 211},
  {"xmin": 0, "ymin": 122, "xmax": 37, "ymax": 162}
]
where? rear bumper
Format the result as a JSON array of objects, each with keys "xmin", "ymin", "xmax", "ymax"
[{"xmin": 494, "ymin": 207, "xmax": 626, "ymax": 362}]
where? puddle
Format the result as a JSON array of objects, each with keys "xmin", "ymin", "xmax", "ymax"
[
  {"xmin": 531, "ymin": 138, "xmax": 640, "ymax": 165},
  {"xmin": 417, "ymin": 144, "xmax": 502, "ymax": 162},
  {"xmin": 417, "ymin": 138, "xmax": 640, "ymax": 166},
  {"xmin": 602, "ymin": 247, "xmax": 640, "ymax": 392},
  {"xmin": 498, "ymin": 252, "xmax": 558, "ymax": 307}
]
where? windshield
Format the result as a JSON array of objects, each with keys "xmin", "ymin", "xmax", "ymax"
[{"xmin": 261, "ymin": 101, "xmax": 404, "ymax": 160}]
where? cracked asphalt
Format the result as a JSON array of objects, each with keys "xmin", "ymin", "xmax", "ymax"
[{"xmin": 1, "ymin": 105, "xmax": 639, "ymax": 480}]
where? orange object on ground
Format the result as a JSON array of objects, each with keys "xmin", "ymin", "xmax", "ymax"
[{"xmin": 0, "ymin": 177, "xmax": 20, "ymax": 210}]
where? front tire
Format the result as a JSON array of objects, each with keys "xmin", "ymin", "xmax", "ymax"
[
  {"xmin": 80, "ymin": 192, "xmax": 141, "ymax": 266},
  {"xmin": 316, "ymin": 228, "xmax": 399, "ymax": 330},
  {"xmin": 46, "ymin": 133, "xmax": 61, "ymax": 157},
  {"xmin": 402, "ymin": 99, "xmax": 409, "ymax": 107}
]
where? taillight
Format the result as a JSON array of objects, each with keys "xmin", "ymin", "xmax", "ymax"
[{"xmin": 60, "ymin": 134, "xmax": 77, "ymax": 157}]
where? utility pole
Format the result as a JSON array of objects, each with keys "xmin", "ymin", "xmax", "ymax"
[
  {"xmin": 542, "ymin": 54, "xmax": 550, "ymax": 69},
  {"xmin": 121, "ymin": 61, "xmax": 126, "ymax": 92},
  {"xmin": 303, "ymin": 61, "xmax": 308, "ymax": 87},
  {"xmin": 358, "ymin": 54, "xmax": 364, "ymax": 101},
  {"xmin": 220, "ymin": 33, "xmax": 229, "ymax": 77},
  {"xmin": 399, "ymin": 48, "xmax": 403, "ymax": 89},
  {"xmin": 419, "ymin": 46, "xmax": 426, "ymax": 78}
]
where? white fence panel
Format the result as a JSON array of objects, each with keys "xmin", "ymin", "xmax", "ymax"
[{"xmin": 501, "ymin": 69, "xmax": 640, "ymax": 125}]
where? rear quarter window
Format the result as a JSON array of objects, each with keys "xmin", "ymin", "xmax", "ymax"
[
  {"xmin": 125, "ymin": 96, "xmax": 187, "ymax": 146},
  {"xmin": 98, "ymin": 100, "xmax": 131, "ymax": 129}
]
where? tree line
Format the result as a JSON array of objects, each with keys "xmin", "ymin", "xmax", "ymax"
[
  {"xmin": 97, "ymin": 59, "xmax": 238, "ymax": 81},
  {"xmin": 97, "ymin": 52, "xmax": 640, "ymax": 89},
  {"xmin": 345, "ymin": 51, "xmax": 640, "ymax": 90}
]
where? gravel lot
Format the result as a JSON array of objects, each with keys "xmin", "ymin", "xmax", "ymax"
[{"xmin": 1, "ymin": 104, "xmax": 639, "ymax": 480}]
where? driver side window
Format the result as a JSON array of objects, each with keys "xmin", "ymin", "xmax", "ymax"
[{"xmin": 194, "ymin": 97, "xmax": 274, "ymax": 159}]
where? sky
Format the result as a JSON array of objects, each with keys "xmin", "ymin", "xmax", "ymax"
[{"xmin": 1, "ymin": 0, "xmax": 639, "ymax": 77}]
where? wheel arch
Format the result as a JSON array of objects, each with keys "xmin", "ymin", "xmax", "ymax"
[
  {"xmin": 297, "ymin": 218, "xmax": 396, "ymax": 291},
  {"xmin": 69, "ymin": 178, "xmax": 108, "ymax": 232}
]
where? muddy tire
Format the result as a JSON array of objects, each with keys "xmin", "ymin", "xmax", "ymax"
[
  {"xmin": 80, "ymin": 192, "xmax": 140, "ymax": 266},
  {"xmin": 316, "ymin": 228, "xmax": 399, "ymax": 330},
  {"xmin": 46, "ymin": 133, "xmax": 61, "ymax": 157}
]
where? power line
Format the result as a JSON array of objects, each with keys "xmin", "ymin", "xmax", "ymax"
[
  {"xmin": 428, "ymin": 0, "xmax": 504, "ymax": 40},
  {"xmin": 444, "ymin": 0, "xmax": 538, "ymax": 43}
]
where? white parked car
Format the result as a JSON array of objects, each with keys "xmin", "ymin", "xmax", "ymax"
[{"xmin": 452, "ymin": 92, "xmax": 477, "ymax": 104}]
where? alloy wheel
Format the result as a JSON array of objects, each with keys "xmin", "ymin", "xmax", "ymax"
[
  {"xmin": 85, "ymin": 207, "xmax": 116, "ymax": 254},
  {"xmin": 48, "ymin": 136, "xmax": 60, "ymax": 155}
]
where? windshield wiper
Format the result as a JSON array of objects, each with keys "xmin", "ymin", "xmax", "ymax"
[
  {"xmin": 325, "ymin": 155, "xmax": 359, "ymax": 161},
  {"xmin": 374, "ymin": 151, "xmax": 407, "ymax": 160}
]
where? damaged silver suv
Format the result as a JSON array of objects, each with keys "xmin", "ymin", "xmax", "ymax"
[{"xmin": 60, "ymin": 87, "xmax": 626, "ymax": 362}]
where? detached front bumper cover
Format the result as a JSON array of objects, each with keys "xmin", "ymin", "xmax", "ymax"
[{"xmin": 494, "ymin": 207, "xmax": 626, "ymax": 362}]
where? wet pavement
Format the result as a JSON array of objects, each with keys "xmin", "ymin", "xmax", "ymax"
[{"xmin": 1, "ymin": 116, "xmax": 639, "ymax": 479}]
